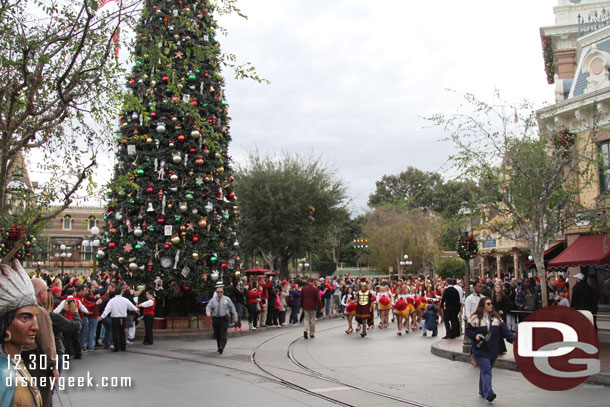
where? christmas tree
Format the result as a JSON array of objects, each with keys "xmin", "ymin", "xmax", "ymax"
[{"xmin": 99, "ymin": 0, "xmax": 239, "ymax": 300}]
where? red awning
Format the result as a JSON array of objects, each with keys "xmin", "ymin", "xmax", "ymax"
[
  {"xmin": 524, "ymin": 241, "xmax": 566, "ymax": 268},
  {"xmin": 547, "ymin": 235, "xmax": 610, "ymax": 269}
]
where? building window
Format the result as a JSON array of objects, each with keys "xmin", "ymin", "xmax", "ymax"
[
  {"xmin": 599, "ymin": 141, "xmax": 610, "ymax": 194},
  {"xmin": 82, "ymin": 245, "xmax": 93, "ymax": 261},
  {"xmin": 88, "ymin": 216, "xmax": 97, "ymax": 230},
  {"xmin": 62, "ymin": 215, "xmax": 72, "ymax": 230}
]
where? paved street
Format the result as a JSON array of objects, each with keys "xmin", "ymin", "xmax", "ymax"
[{"xmin": 55, "ymin": 318, "xmax": 610, "ymax": 407}]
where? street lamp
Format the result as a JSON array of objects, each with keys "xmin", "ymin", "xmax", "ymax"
[
  {"xmin": 298, "ymin": 258, "xmax": 310, "ymax": 276},
  {"xmin": 81, "ymin": 226, "xmax": 100, "ymax": 277},
  {"xmin": 399, "ymin": 254, "xmax": 413, "ymax": 279},
  {"xmin": 459, "ymin": 201, "xmax": 475, "ymax": 353},
  {"xmin": 54, "ymin": 244, "xmax": 72, "ymax": 276}
]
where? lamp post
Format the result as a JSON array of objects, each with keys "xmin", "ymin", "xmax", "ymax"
[
  {"xmin": 54, "ymin": 244, "xmax": 72, "ymax": 276},
  {"xmin": 459, "ymin": 201, "xmax": 475, "ymax": 353},
  {"xmin": 81, "ymin": 226, "xmax": 100, "ymax": 277},
  {"xmin": 399, "ymin": 254, "xmax": 412, "ymax": 279},
  {"xmin": 298, "ymin": 258, "xmax": 310, "ymax": 277},
  {"xmin": 459, "ymin": 201, "xmax": 474, "ymax": 297}
]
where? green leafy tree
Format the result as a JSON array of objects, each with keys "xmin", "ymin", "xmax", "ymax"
[
  {"xmin": 234, "ymin": 152, "xmax": 348, "ymax": 277},
  {"xmin": 98, "ymin": 0, "xmax": 255, "ymax": 299},
  {"xmin": 435, "ymin": 257, "xmax": 465, "ymax": 280},
  {"xmin": 428, "ymin": 92, "xmax": 601, "ymax": 306},
  {"xmin": 362, "ymin": 204, "xmax": 443, "ymax": 278},
  {"xmin": 0, "ymin": 0, "xmax": 143, "ymax": 262}
]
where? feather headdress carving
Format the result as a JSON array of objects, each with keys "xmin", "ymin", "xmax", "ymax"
[{"xmin": 0, "ymin": 260, "xmax": 37, "ymax": 315}]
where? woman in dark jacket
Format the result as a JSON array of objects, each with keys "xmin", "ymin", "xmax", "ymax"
[
  {"xmin": 233, "ymin": 281, "xmax": 245, "ymax": 331},
  {"xmin": 466, "ymin": 297, "xmax": 514, "ymax": 403},
  {"xmin": 491, "ymin": 283, "xmax": 514, "ymax": 354}
]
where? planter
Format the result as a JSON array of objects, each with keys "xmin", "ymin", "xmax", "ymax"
[
  {"xmin": 200, "ymin": 315, "xmax": 212, "ymax": 329},
  {"xmin": 153, "ymin": 317, "xmax": 166, "ymax": 329},
  {"xmin": 166, "ymin": 316, "xmax": 189, "ymax": 329}
]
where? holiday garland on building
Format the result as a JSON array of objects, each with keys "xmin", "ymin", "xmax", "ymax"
[
  {"xmin": 542, "ymin": 35, "xmax": 555, "ymax": 84},
  {"xmin": 456, "ymin": 234, "xmax": 478, "ymax": 260},
  {"xmin": 98, "ymin": 0, "xmax": 239, "ymax": 299},
  {"xmin": 552, "ymin": 129, "xmax": 576, "ymax": 157}
]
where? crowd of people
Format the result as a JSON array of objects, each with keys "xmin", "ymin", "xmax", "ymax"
[
  {"xmin": 0, "ymin": 257, "xmax": 604, "ymax": 407},
  {"xmin": 1, "ymin": 260, "xmax": 157, "ymax": 407}
]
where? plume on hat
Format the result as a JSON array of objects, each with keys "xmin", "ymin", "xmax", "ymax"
[{"xmin": 0, "ymin": 260, "xmax": 37, "ymax": 315}]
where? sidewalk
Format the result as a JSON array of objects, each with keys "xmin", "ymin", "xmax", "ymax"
[{"xmin": 430, "ymin": 335, "xmax": 610, "ymax": 386}]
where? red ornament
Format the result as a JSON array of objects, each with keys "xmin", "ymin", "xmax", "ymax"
[
  {"xmin": 158, "ymin": 217, "xmax": 165, "ymax": 224},
  {"xmin": 189, "ymin": 147, "xmax": 197, "ymax": 153},
  {"xmin": 150, "ymin": 111, "xmax": 157, "ymax": 118},
  {"xmin": 109, "ymin": 242, "xmax": 116, "ymax": 248},
  {"xmin": 191, "ymin": 99, "xmax": 197, "ymax": 106},
  {"xmin": 192, "ymin": 235, "xmax": 199, "ymax": 243},
  {"xmin": 164, "ymin": 242, "xmax": 171, "ymax": 249},
  {"xmin": 162, "ymin": 75, "xmax": 169, "ymax": 82},
  {"xmin": 221, "ymin": 262, "xmax": 227, "ymax": 269},
  {"xmin": 177, "ymin": 134, "xmax": 186, "ymax": 142},
  {"xmin": 228, "ymin": 192, "xmax": 235, "ymax": 200},
  {"xmin": 146, "ymin": 187, "xmax": 154, "ymax": 194}
]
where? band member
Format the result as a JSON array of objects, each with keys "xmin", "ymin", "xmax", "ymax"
[
  {"xmin": 342, "ymin": 287, "xmax": 356, "ymax": 334},
  {"xmin": 355, "ymin": 279, "xmax": 375, "ymax": 337},
  {"xmin": 376, "ymin": 285, "xmax": 392, "ymax": 329},
  {"xmin": 393, "ymin": 284, "xmax": 409, "ymax": 336},
  {"xmin": 136, "ymin": 290, "xmax": 156, "ymax": 345}
]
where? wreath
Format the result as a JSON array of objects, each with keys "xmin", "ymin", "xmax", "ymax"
[{"xmin": 456, "ymin": 234, "xmax": 478, "ymax": 260}]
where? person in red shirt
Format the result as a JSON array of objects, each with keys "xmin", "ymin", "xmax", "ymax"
[
  {"xmin": 137, "ymin": 290, "xmax": 156, "ymax": 345},
  {"xmin": 258, "ymin": 276, "xmax": 272, "ymax": 327},
  {"xmin": 245, "ymin": 281, "xmax": 263, "ymax": 330},
  {"xmin": 300, "ymin": 278, "xmax": 322, "ymax": 339}
]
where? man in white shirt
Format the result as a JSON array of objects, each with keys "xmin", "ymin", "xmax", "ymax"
[
  {"xmin": 98, "ymin": 288, "xmax": 138, "ymax": 352},
  {"xmin": 464, "ymin": 280, "xmax": 483, "ymax": 327}
]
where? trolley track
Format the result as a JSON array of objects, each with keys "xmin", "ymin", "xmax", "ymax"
[{"xmin": 127, "ymin": 322, "xmax": 434, "ymax": 406}]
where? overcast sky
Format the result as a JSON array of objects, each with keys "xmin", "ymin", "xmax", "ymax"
[
  {"xmin": 29, "ymin": 1, "xmax": 559, "ymax": 213},
  {"xmin": 215, "ymin": 0, "xmax": 558, "ymax": 214}
]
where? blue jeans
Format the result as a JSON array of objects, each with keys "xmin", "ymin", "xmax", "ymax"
[
  {"xmin": 235, "ymin": 303, "xmax": 243, "ymax": 328},
  {"xmin": 474, "ymin": 356, "xmax": 496, "ymax": 398},
  {"xmin": 290, "ymin": 306, "xmax": 300, "ymax": 324},
  {"xmin": 87, "ymin": 318, "xmax": 98, "ymax": 349},
  {"xmin": 79, "ymin": 316, "xmax": 89, "ymax": 350},
  {"xmin": 324, "ymin": 298, "xmax": 332, "ymax": 315},
  {"xmin": 102, "ymin": 316, "xmax": 113, "ymax": 348}
]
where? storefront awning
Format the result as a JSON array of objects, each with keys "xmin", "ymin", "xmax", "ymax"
[
  {"xmin": 547, "ymin": 235, "xmax": 610, "ymax": 269},
  {"xmin": 524, "ymin": 241, "xmax": 565, "ymax": 268}
]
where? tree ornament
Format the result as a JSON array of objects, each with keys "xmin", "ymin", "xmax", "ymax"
[
  {"xmin": 211, "ymin": 270, "xmax": 219, "ymax": 281},
  {"xmin": 190, "ymin": 130, "xmax": 200, "ymax": 139},
  {"xmin": 172, "ymin": 154, "xmax": 182, "ymax": 164},
  {"xmin": 97, "ymin": 249, "xmax": 106, "ymax": 259},
  {"xmin": 156, "ymin": 123, "xmax": 166, "ymax": 133},
  {"xmin": 192, "ymin": 252, "xmax": 200, "ymax": 260},
  {"xmin": 171, "ymin": 234, "xmax": 181, "ymax": 245},
  {"xmin": 179, "ymin": 202, "xmax": 188, "ymax": 212}
]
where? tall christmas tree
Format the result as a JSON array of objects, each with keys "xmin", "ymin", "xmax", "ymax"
[{"xmin": 99, "ymin": 0, "xmax": 239, "ymax": 300}]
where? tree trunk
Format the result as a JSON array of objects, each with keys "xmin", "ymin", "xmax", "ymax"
[
  {"xmin": 279, "ymin": 256, "xmax": 290, "ymax": 279},
  {"xmin": 533, "ymin": 252, "xmax": 549, "ymax": 307}
]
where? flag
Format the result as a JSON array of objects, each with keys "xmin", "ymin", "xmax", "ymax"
[{"xmin": 99, "ymin": 0, "xmax": 121, "ymax": 56}]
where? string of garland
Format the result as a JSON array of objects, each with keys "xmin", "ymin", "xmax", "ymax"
[
  {"xmin": 552, "ymin": 129, "xmax": 576, "ymax": 157},
  {"xmin": 456, "ymin": 234, "xmax": 478, "ymax": 260},
  {"xmin": 542, "ymin": 35, "xmax": 555, "ymax": 84}
]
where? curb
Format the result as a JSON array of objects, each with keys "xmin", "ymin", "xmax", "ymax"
[
  {"xmin": 134, "ymin": 314, "xmax": 344, "ymax": 341},
  {"xmin": 430, "ymin": 341, "xmax": 610, "ymax": 387}
]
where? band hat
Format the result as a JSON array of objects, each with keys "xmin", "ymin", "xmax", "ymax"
[
  {"xmin": 215, "ymin": 282, "xmax": 225, "ymax": 289},
  {"xmin": 574, "ymin": 272, "xmax": 585, "ymax": 280},
  {"xmin": 0, "ymin": 260, "xmax": 37, "ymax": 316}
]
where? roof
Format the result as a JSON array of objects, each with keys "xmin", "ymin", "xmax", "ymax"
[{"xmin": 548, "ymin": 235, "xmax": 610, "ymax": 269}]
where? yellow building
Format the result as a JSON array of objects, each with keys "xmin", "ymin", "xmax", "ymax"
[{"xmin": 537, "ymin": 1, "xmax": 610, "ymax": 338}]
